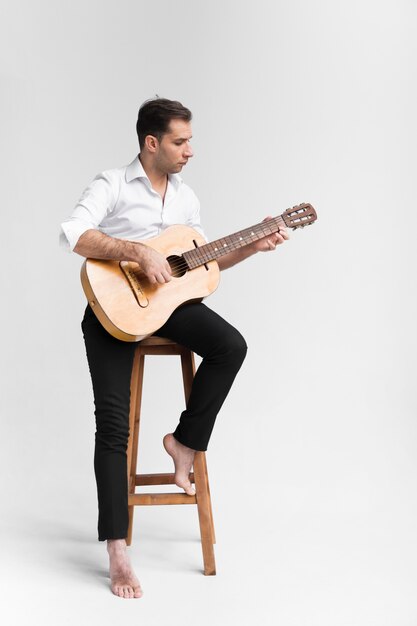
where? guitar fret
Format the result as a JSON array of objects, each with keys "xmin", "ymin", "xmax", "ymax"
[{"xmin": 183, "ymin": 215, "xmax": 288, "ymax": 270}]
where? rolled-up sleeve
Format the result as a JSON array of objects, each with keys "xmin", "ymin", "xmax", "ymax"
[{"xmin": 60, "ymin": 171, "xmax": 117, "ymax": 252}]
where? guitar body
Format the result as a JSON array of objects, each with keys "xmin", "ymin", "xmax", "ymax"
[
  {"xmin": 80, "ymin": 225, "xmax": 220, "ymax": 342},
  {"xmin": 79, "ymin": 203, "xmax": 317, "ymax": 342}
]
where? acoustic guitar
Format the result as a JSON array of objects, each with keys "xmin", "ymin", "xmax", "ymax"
[{"xmin": 81, "ymin": 202, "xmax": 317, "ymax": 341}]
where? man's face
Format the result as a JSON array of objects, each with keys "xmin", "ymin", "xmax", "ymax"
[{"xmin": 154, "ymin": 119, "xmax": 194, "ymax": 174}]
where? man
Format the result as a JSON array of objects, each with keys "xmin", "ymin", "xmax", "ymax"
[{"xmin": 60, "ymin": 98, "xmax": 289, "ymax": 599}]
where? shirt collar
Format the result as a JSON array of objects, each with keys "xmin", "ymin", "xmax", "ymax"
[
  {"xmin": 126, "ymin": 155, "xmax": 148, "ymax": 183},
  {"xmin": 126, "ymin": 154, "xmax": 183, "ymax": 188}
]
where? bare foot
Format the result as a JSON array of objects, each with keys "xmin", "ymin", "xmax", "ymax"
[
  {"xmin": 163, "ymin": 433, "xmax": 196, "ymax": 495},
  {"xmin": 107, "ymin": 539, "xmax": 143, "ymax": 599}
]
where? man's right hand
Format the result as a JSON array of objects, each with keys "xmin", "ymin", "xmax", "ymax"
[
  {"xmin": 134, "ymin": 243, "xmax": 172, "ymax": 284},
  {"xmin": 73, "ymin": 230, "xmax": 172, "ymax": 284}
]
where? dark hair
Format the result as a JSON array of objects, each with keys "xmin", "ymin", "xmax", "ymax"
[{"xmin": 136, "ymin": 98, "xmax": 192, "ymax": 149}]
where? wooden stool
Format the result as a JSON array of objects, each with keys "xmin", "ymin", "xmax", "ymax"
[{"xmin": 126, "ymin": 336, "xmax": 216, "ymax": 575}]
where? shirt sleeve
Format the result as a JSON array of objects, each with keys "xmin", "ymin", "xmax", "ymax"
[
  {"xmin": 186, "ymin": 190, "xmax": 207, "ymax": 241},
  {"xmin": 59, "ymin": 171, "xmax": 117, "ymax": 252}
]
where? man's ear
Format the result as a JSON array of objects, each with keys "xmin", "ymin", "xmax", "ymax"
[{"xmin": 144, "ymin": 135, "xmax": 159, "ymax": 153}]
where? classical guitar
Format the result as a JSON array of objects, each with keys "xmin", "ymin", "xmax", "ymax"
[{"xmin": 81, "ymin": 202, "xmax": 317, "ymax": 341}]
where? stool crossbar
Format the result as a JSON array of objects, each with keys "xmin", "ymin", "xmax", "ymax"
[{"xmin": 126, "ymin": 336, "xmax": 216, "ymax": 575}]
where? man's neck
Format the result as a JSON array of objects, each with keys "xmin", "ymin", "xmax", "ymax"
[{"xmin": 138, "ymin": 153, "xmax": 167, "ymax": 191}]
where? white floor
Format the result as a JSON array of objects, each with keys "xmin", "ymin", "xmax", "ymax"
[{"xmin": 2, "ymin": 418, "xmax": 417, "ymax": 626}]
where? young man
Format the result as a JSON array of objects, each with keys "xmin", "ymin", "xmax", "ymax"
[{"xmin": 60, "ymin": 98, "xmax": 289, "ymax": 599}]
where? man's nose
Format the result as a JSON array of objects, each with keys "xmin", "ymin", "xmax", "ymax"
[{"xmin": 184, "ymin": 142, "xmax": 193, "ymax": 158}]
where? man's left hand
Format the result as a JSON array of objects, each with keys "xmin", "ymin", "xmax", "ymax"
[{"xmin": 252, "ymin": 216, "xmax": 290, "ymax": 252}]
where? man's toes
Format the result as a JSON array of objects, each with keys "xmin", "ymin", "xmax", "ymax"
[
  {"xmin": 134, "ymin": 587, "xmax": 143, "ymax": 598},
  {"xmin": 181, "ymin": 480, "xmax": 195, "ymax": 495}
]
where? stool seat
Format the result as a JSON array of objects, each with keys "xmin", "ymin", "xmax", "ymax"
[
  {"xmin": 126, "ymin": 336, "xmax": 216, "ymax": 575},
  {"xmin": 138, "ymin": 336, "xmax": 177, "ymax": 346}
]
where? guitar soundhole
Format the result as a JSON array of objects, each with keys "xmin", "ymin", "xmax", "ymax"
[{"xmin": 167, "ymin": 255, "xmax": 188, "ymax": 278}]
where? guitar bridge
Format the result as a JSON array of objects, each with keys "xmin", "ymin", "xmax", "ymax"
[{"xmin": 120, "ymin": 261, "xmax": 149, "ymax": 308}]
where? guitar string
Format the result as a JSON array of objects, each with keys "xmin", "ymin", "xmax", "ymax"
[
  {"xmin": 180, "ymin": 218, "xmax": 282, "ymax": 261},
  {"xmin": 131, "ymin": 230, "xmax": 290, "ymax": 276},
  {"xmin": 132, "ymin": 230, "xmax": 271, "ymax": 275},
  {"xmin": 130, "ymin": 215, "xmax": 310, "ymax": 277},
  {"xmin": 169, "ymin": 218, "xmax": 288, "ymax": 271}
]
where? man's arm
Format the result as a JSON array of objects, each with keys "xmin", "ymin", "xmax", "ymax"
[
  {"xmin": 74, "ymin": 229, "xmax": 173, "ymax": 284},
  {"xmin": 217, "ymin": 219, "xmax": 290, "ymax": 271}
]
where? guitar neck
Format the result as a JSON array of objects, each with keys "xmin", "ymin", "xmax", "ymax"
[{"xmin": 183, "ymin": 215, "xmax": 286, "ymax": 269}]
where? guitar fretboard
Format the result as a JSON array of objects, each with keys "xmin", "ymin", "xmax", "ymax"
[{"xmin": 183, "ymin": 216, "xmax": 285, "ymax": 269}]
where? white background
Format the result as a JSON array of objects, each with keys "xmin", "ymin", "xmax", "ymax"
[{"xmin": 1, "ymin": 1, "xmax": 416, "ymax": 624}]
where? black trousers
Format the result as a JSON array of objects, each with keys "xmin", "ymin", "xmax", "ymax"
[{"xmin": 81, "ymin": 301, "xmax": 247, "ymax": 541}]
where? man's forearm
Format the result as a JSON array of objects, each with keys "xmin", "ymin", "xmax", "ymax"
[
  {"xmin": 217, "ymin": 244, "xmax": 257, "ymax": 271},
  {"xmin": 73, "ymin": 229, "xmax": 263, "ymax": 273},
  {"xmin": 73, "ymin": 229, "xmax": 173, "ymax": 284},
  {"xmin": 74, "ymin": 229, "xmax": 142, "ymax": 262},
  {"xmin": 217, "ymin": 224, "xmax": 289, "ymax": 270}
]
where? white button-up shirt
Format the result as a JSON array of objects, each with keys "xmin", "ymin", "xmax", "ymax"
[{"xmin": 60, "ymin": 155, "xmax": 206, "ymax": 251}]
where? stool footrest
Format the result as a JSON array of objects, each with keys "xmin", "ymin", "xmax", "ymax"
[
  {"xmin": 135, "ymin": 472, "xmax": 195, "ymax": 486},
  {"xmin": 128, "ymin": 492, "xmax": 197, "ymax": 505}
]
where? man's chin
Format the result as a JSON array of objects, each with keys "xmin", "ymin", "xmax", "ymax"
[{"xmin": 167, "ymin": 163, "xmax": 186, "ymax": 174}]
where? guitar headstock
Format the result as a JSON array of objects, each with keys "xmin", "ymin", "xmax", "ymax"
[{"xmin": 281, "ymin": 203, "xmax": 317, "ymax": 230}]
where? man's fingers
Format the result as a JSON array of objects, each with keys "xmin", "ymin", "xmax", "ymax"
[
  {"xmin": 276, "ymin": 228, "xmax": 289, "ymax": 242},
  {"xmin": 146, "ymin": 262, "xmax": 172, "ymax": 284},
  {"xmin": 155, "ymin": 271, "xmax": 172, "ymax": 284},
  {"xmin": 150, "ymin": 270, "xmax": 172, "ymax": 284},
  {"xmin": 272, "ymin": 234, "xmax": 284, "ymax": 245},
  {"xmin": 262, "ymin": 227, "xmax": 289, "ymax": 250}
]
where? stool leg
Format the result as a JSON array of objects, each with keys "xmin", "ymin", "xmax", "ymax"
[
  {"xmin": 180, "ymin": 349, "xmax": 216, "ymax": 544},
  {"xmin": 202, "ymin": 451, "xmax": 216, "ymax": 545},
  {"xmin": 193, "ymin": 452, "xmax": 216, "ymax": 575},
  {"xmin": 180, "ymin": 349, "xmax": 216, "ymax": 575},
  {"xmin": 127, "ymin": 349, "xmax": 145, "ymax": 546}
]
